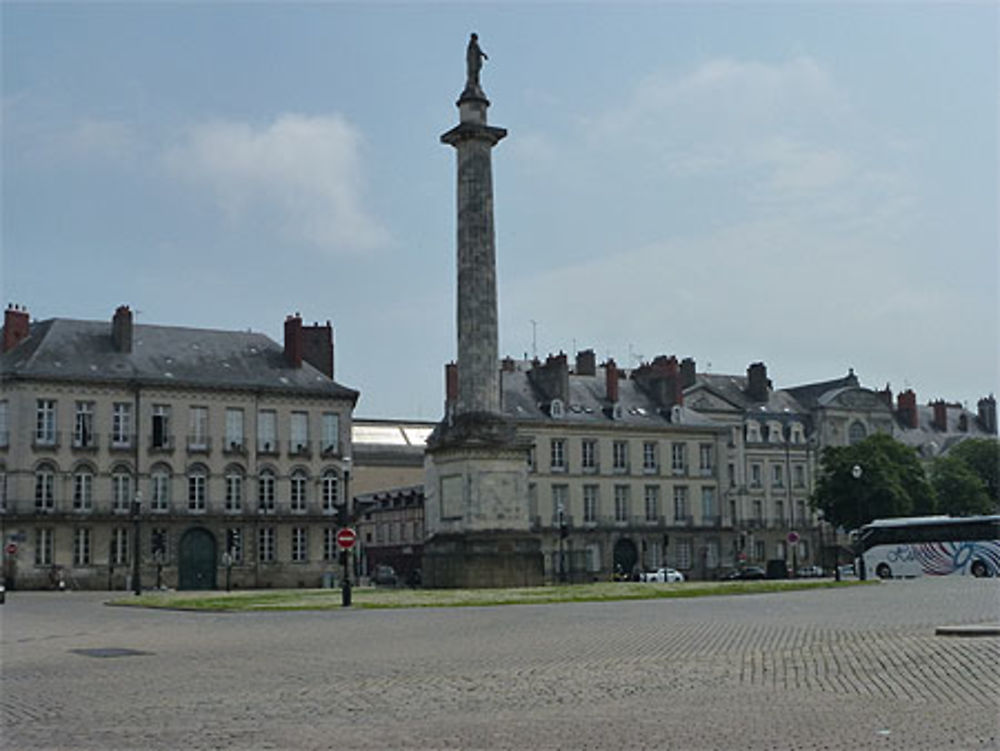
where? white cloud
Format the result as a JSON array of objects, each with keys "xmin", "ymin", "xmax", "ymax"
[{"xmin": 164, "ymin": 114, "xmax": 389, "ymax": 254}]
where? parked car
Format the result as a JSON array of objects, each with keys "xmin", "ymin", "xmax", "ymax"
[
  {"xmin": 722, "ymin": 566, "xmax": 766, "ymax": 580},
  {"xmin": 796, "ymin": 565, "xmax": 824, "ymax": 578},
  {"xmin": 372, "ymin": 565, "xmax": 398, "ymax": 587},
  {"xmin": 765, "ymin": 560, "xmax": 790, "ymax": 580},
  {"xmin": 640, "ymin": 568, "xmax": 685, "ymax": 583}
]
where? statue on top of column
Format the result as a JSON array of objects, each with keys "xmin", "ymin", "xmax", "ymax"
[{"xmin": 465, "ymin": 33, "xmax": 488, "ymax": 93}]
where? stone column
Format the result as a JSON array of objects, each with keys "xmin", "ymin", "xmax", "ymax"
[{"xmin": 440, "ymin": 91, "xmax": 507, "ymax": 417}]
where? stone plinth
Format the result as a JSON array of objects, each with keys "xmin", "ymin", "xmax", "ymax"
[{"xmin": 422, "ymin": 532, "xmax": 543, "ymax": 589}]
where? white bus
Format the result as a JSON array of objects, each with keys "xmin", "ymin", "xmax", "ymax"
[{"xmin": 857, "ymin": 515, "xmax": 1000, "ymax": 579}]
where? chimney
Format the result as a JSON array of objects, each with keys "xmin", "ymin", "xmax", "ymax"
[
  {"xmin": 977, "ymin": 395, "xmax": 997, "ymax": 434},
  {"xmin": 746, "ymin": 362, "xmax": 770, "ymax": 402},
  {"xmin": 897, "ymin": 389, "xmax": 918, "ymax": 429},
  {"xmin": 634, "ymin": 355, "xmax": 683, "ymax": 408},
  {"xmin": 877, "ymin": 384, "xmax": 893, "ymax": 408},
  {"xmin": 958, "ymin": 413, "xmax": 969, "ymax": 432},
  {"xmin": 3, "ymin": 304, "xmax": 30, "ymax": 353},
  {"xmin": 931, "ymin": 400, "xmax": 948, "ymax": 432},
  {"xmin": 680, "ymin": 357, "xmax": 697, "ymax": 389},
  {"xmin": 111, "ymin": 305, "xmax": 133, "ymax": 353},
  {"xmin": 445, "ymin": 362, "xmax": 458, "ymax": 414},
  {"xmin": 284, "ymin": 313, "xmax": 303, "ymax": 368},
  {"xmin": 501, "ymin": 356, "xmax": 516, "ymax": 373},
  {"xmin": 604, "ymin": 358, "xmax": 619, "ymax": 404},
  {"xmin": 575, "ymin": 349, "xmax": 596, "ymax": 376},
  {"xmin": 302, "ymin": 320, "xmax": 334, "ymax": 378},
  {"xmin": 528, "ymin": 352, "xmax": 569, "ymax": 404}
]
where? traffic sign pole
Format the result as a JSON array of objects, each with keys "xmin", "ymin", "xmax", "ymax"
[{"xmin": 337, "ymin": 528, "xmax": 356, "ymax": 607}]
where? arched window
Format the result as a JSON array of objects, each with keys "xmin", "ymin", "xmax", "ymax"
[
  {"xmin": 187, "ymin": 464, "xmax": 207, "ymax": 512},
  {"xmin": 73, "ymin": 465, "xmax": 95, "ymax": 512},
  {"xmin": 111, "ymin": 465, "xmax": 133, "ymax": 513},
  {"xmin": 35, "ymin": 462, "xmax": 57, "ymax": 511},
  {"xmin": 150, "ymin": 464, "xmax": 172, "ymax": 513},
  {"xmin": 322, "ymin": 470, "xmax": 339, "ymax": 514},
  {"xmin": 225, "ymin": 466, "xmax": 244, "ymax": 512},
  {"xmin": 848, "ymin": 421, "xmax": 867, "ymax": 445},
  {"xmin": 290, "ymin": 470, "xmax": 308, "ymax": 513},
  {"xmin": 258, "ymin": 468, "xmax": 276, "ymax": 512}
]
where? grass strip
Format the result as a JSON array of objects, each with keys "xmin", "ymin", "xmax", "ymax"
[{"xmin": 109, "ymin": 579, "xmax": 872, "ymax": 613}]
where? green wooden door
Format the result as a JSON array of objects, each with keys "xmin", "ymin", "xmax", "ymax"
[{"xmin": 178, "ymin": 528, "xmax": 217, "ymax": 590}]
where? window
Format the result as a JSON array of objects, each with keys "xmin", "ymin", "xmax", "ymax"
[
  {"xmin": 323, "ymin": 528, "xmax": 338, "ymax": 561},
  {"xmin": 706, "ymin": 539, "xmax": 719, "ymax": 569},
  {"xmin": 225, "ymin": 469, "xmax": 243, "ymax": 512},
  {"xmin": 150, "ymin": 468, "xmax": 171, "ymax": 512},
  {"xmin": 753, "ymin": 500, "xmax": 763, "ymax": 523},
  {"xmin": 796, "ymin": 500, "xmax": 807, "ymax": 526},
  {"xmin": 527, "ymin": 446, "xmax": 536, "ymax": 472},
  {"xmin": 74, "ymin": 401, "xmax": 95, "ymax": 448},
  {"xmin": 188, "ymin": 467, "xmax": 206, "ymax": 511},
  {"xmin": 151, "ymin": 405, "xmax": 171, "ymax": 449},
  {"xmin": 152, "ymin": 528, "xmax": 169, "ymax": 561},
  {"xmin": 702, "ymin": 487, "xmax": 716, "ymax": 523},
  {"xmin": 112, "ymin": 469, "xmax": 133, "ymax": 513},
  {"xmin": 224, "ymin": 408, "xmax": 245, "ymax": 452},
  {"xmin": 412, "ymin": 520, "xmax": 422, "ymax": 541},
  {"xmin": 644, "ymin": 485, "xmax": 659, "ymax": 521},
  {"xmin": 550, "ymin": 399, "xmax": 564, "ymax": 418},
  {"xmin": 111, "ymin": 528, "xmax": 129, "ymax": 565},
  {"xmin": 585, "ymin": 543, "xmax": 601, "ymax": 573},
  {"xmin": 768, "ymin": 422, "xmax": 785, "ymax": 444},
  {"xmin": 189, "ymin": 406, "xmax": 208, "ymax": 450},
  {"xmin": 699, "ymin": 444, "xmax": 714, "ymax": 474},
  {"xmin": 322, "ymin": 413, "xmax": 340, "ymax": 454},
  {"xmin": 290, "ymin": 412, "xmax": 309, "ymax": 454},
  {"xmin": 671, "ymin": 443, "xmax": 687, "ymax": 474},
  {"xmin": 290, "ymin": 471, "xmax": 308, "ymax": 512},
  {"xmin": 753, "ymin": 540, "xmax": 765, "ymax": 562},
  {"xmin": 112, "ymin": 403, "xmax": 132, "ymax": 447},
  {"xmin": 35, "ymin": 528, "xmax": 54, "ymax": 566},
  {"xmin": 36, "ymin": 399, "xmax": 57, "ymax": 445},
  {"xmin": 292, "ymin": 527, "xmax": 307, "ymax": 562},
  {"xmin": 583, "ymin": 485, "xmax": 599, "ymax": 523},
  {"xmin": 258, "ymin": 469, "xmax": 276, "ymax": 512},
  {"xmin": 612, "ymin": 441, "xmax": 628, "ymax": 473},
  {"xmin": 673, "ymin": 486, "xmax": 689, "ymax": 522},
  {"xmin": 35, "ymin": 465, "xmax": 56, "ymax": 511},
  {"xmin": 676, "ymin": 540, "xmax": 692, "ymax": 570},
  {"xmin": 848, "ymin": 421, "xmax": 867, "ymax": 445},
  {"xmin": 258, "ymin": 527, "xmax": 276, "ymax": 562},
  {"xmin": 73, "ymin": 469, "xmax": 93, "ymax": 511},
  {"xmin": 728, "ymin": 463, "xmax": 736, "ymax": 488},
  {"xmin": 775, "ymin": 500, "xmax": 785, "ymax": 525},
  {"xmin": 0, "ymin": 400, "xmax": 8, "ymax": 447},
  {"xmin": 73, "ymin": 528, "xmax": 91, "ymax": 566},
  {"xmin": 794, "ymin": 465, "xmax": 806, "ymax": 488},
  {"xmin": 642, "ymin": 442, "xmax": 657, "ymax": 473},
  {"xmin": 750, "ymin": 463, "xmax": 762, "ymax": 488},
  {"xmin": 550, "ymin": 438, "xmax": 566, "ymax": 471},
  {"xmin": 581, "ymin": 440, "xmax": 597, "ymax": 471},
  {"xmin": 614, "ymin": 486, "xmax": 629, "ymax": 523},
  {"xmin": 745, "ymin": 421, "xmax": 761, "ymax": 443},
  {"xmin": 552, "ymin": 485, "xmax": 568, "ymax": 522},
  {"xmin": 322, "ymin": 471, "xmax": 339, "ymax": 513},
  {"xmin": 772, "ymin": 464, "xmax": 784, "ymax": 488},
  {"xmin": 257, "ymin": 410, "xmax": 277, "ymax": 453}
]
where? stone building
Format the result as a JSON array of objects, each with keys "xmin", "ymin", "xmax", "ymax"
[{"xmin": 0, "ymin": 304, "xmax": 358, "ymax": 590}]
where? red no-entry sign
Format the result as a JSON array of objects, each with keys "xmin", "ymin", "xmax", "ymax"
[
  {"xmin": 336, "ymin": 528, "xmax": 357, "ymax": 550},
  {"xmin": 5, "ymin": 543, "xmax": 17, "ymax": 555}
]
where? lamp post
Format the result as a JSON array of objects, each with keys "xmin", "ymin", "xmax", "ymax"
[
  {"xmin": 852, "ymin": 463, "xmax": 866, "ymax": 580},
  {"xmin": 131, "ymin": 491, "xmax": 142, "ymax": 596},
  {"xmin": 557, "ymin": 502, "xmax": 567, "ymax": 583},
  {"xmin": 341, "ymin": 458, "xmax": 352, "ymax": 607}
]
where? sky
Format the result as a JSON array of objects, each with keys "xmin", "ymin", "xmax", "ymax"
[{"xmin": 3, "ymin": 2, "xmax": 997, "ymax": 421}]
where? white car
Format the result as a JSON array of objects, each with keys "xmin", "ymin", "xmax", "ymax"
[{"xmin": 640, "ymin": 568, "xmax": 685, "ymax": 583}]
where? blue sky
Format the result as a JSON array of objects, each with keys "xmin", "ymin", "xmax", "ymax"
[{"xmin": 3, "ymin": 2, "xmax": 996, "ymax": 420}]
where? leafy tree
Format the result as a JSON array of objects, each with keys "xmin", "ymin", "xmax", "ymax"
[
  {"xmin": 929, "ymin": 455, "xmax": 993, "ymax": 516},
  {"xmin": 812, "ymin": 433, "xmax": 935, "ymax": 530},
  {"xmin": 947, "ymin": 438, "xmax": 999, "ymax": 504}
]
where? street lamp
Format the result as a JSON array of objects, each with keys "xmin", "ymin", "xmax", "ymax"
[
  {"xmin": 131, "ymin": 491, "xmax": 142, "ymax": 596},
  {"xmin": 851, "ymin": 464, "xmax": 866, "ymax": 580},
  {"xmin": 557, "ymin": 502, "xmax": 567, "ymax": 583}
]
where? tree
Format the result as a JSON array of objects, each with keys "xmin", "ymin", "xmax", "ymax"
[
  {"xmin": 812, "ymin": 433, "xmax": 935, "ymax": 530},
  {"xmin": 947, "ymin": 438, "xmax": 999, "ymax": 505},
  {"xmin": 929, "ymin": 455, "xmax": 993, "ymax": 516}
]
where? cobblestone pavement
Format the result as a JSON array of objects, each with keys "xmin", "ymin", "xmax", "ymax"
[{"xmin": 2, "ymin": 578, "xmax": 998, "ymax": 750}]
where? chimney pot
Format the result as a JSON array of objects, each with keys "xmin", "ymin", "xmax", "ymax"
[
  {"xmin": 111, "ymin": 305, "xmax": 133, "ymax": 354},
  {"xmin": 284, "ymin": 313, "xmax": 303, "ymax": 368},
  {"xmin": 3, "ymin": 303, "xmax": 30, "ymax": 353}
]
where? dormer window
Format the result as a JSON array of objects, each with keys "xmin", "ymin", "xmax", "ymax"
[
  {"xmin": 768, "ymin": 421, "xmax": 784, "ymax": 444},
  {"xmin": 550, "ymin": 399, "xmax": 564, "ymax": 418},
  {"xmin": 745, "ymin": 420, "xmax": 761, "ymax": 443},
  {"xmin": 612, "ymin": 404, "xmax": 623, "ymax": 421}
]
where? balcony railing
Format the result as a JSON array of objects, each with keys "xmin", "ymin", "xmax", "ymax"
[
  {"xmin": 288, "ymin": 440, "xmax": 312, "ymax": 458},
  {"xmin": 257, "ymin": 440, "xmax": 279, "ymax": 456},
  {"xmin": 108, "ymin": 433, "xmax": 136, "ymax": 451},
  {"xmin": 149, "ymin": 434, "xmax": 174, "ymax": 452},
  {"xmin": 33, "ymin": 432, "xmax": 61, "ymax": 449},
  {"xmin": 72, "ymin": 434, "xmax": 100, "ymax": 451},
  {"xmin": 223, "ymin": 439, "xmax": 247, "ymax": 456},
  {"xmin": 187, "ymin": 435, "xmax": 212, "ymax": 453}
]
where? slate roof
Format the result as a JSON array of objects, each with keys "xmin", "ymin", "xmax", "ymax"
[
  {"xmin": 784, "ymin": 371, "xmax": 860, "ymax": 408},
  {"xmin": 688, "ymin": 373, "xmax": 808, "ymax": 416},
  {"xmin": 1, "ymin": 317, "xmax": 359, "ymax": 401},
  {"xmin": 501, "ymin": 363, "xmax": 724, "ymax": 431}
]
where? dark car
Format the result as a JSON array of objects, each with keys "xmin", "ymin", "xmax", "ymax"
[
  {"xmin": 722, "ymin": 566, "xmax": 766, "ymax": 580},
  {"xmin": 372, "ymin": 565, "xmax": 398, "ymax": 587},
  {"xmin": 765, "ymin": 559, "xmax": 790, "ymax": 580}
]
